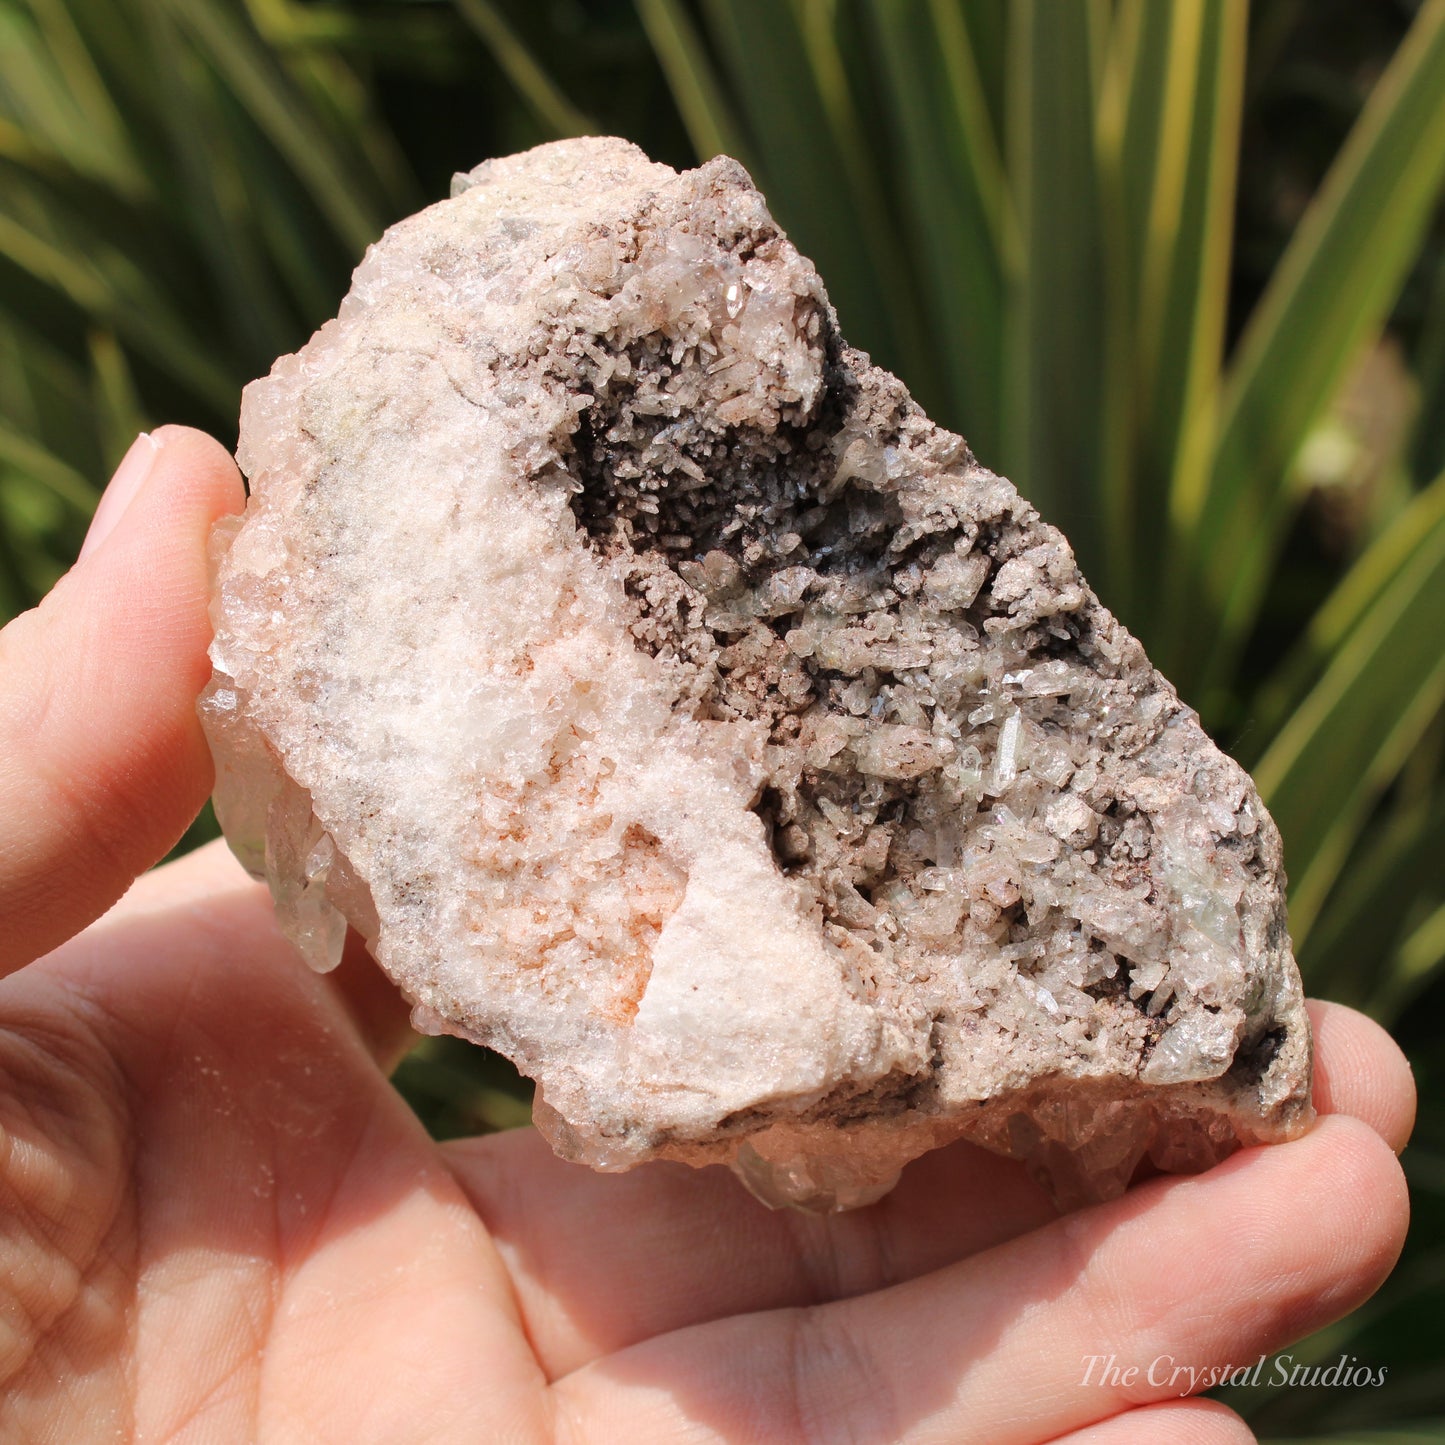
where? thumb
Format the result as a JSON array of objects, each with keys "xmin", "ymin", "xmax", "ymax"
[{"xmin": 0, "ymin": 426, "xmax": 245, "ymax": 975}]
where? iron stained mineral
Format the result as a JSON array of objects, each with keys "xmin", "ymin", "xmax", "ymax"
[{"xmin": 200, "ymin": 137, "xmax": 1313, "ymax": 1211}]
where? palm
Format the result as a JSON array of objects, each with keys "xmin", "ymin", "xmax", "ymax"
[
  {"xmin": 3, "ymin": 842, "xmax": 546, "ymax": 1441},
  {"xmin": 0, "ymin": 430, "xmax": 1417, "ymax": 1443}
]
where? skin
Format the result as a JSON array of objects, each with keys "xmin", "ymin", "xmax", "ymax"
[{"xmin": 0, "ymin": 427, "xmax": 1415, "ymax": 1444}]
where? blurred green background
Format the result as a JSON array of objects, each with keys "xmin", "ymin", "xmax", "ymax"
[{"xmin": 3, "ymin": 0, "xmax": 1445, "ymax": 1436}]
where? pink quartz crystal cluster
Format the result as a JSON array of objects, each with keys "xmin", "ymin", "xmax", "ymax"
[{"xmin": 200, "ymin": 138, "xmax": 1313, "ymax": 1211}]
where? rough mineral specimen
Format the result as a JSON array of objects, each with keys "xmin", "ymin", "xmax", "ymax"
[{"xmin": 200, "ymin": 137, "xmax": 1313, "ymax": 1211}]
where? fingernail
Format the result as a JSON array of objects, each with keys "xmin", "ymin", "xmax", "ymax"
[{"xmin": 81, "ymin": 432, "xmax": 160, "ymax": 561}]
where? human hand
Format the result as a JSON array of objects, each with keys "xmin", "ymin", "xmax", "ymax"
[{"xmin": 0, "ymin": 429, "xmax": 1414, "ymax": 1442}]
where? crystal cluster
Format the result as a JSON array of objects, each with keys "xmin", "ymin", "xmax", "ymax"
[{"xmin": 200, "ymin": 137, "xmax": 1312, "ymax": 1211}]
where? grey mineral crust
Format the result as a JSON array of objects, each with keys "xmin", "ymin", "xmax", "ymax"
[{"xmin": 200, "ymin": 136, "xmax": 1313, "ymax": 1211}]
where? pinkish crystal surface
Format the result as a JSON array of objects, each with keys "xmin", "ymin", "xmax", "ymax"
[{"xmin": 200, "ymin": 138, "xmax": 1313, "ymax": 1211}]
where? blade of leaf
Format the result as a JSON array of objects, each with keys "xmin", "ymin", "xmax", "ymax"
[
  {"xmin": 791, "ymin": 0, "xmax": 940, "ymax": 409},
  {"xmin": 1090, "ymin": 0, "xmax": 1247, "ymax": 626},
  {"xmin": 87, "ymin": 329, "xmax": 146, "ymax": 465},
  {"xmin": 696, "ymin": 0, "xmax": 928, "ymax": 402},
  {"xmin": 633, "ymin": 0, "xmax": 750, "ymax": 164},
  {"xmin": 1002, "ymin": 0, "xmax": 1107, "ymax": 565},
  {"xmin": 1255, "ymin": 487, "xmax": 1445, "ymax": 946},
  {"xmin": 133, "ymin": 0, "xmax": 301, "ymax": 370},
  {"xmin": 0, "ymin": 419, "xmax": 97, "ymax": 512},
  {"xmin": 862, "ymin": 0, "xmax": 1010, "ymax": 454},
  {"xmin": 0, "ymin": 209, "xmax": 236, "ymax": 409},
  {"xmin": 1, "ymin": 0, "xmax": 142, "ymax": 192},
  {"xmin": 0, "ymin": 312, "xmax": 99, "ymax": 476},
  {"xmin": 1413, "ymin": 246, "xmax": 1445, "ymax": 486},
  {"xmin": 276, "ymin": 39, "xmax": 419, "ymax": 214},
  {"xmin": 1384, "ymin": 899, "xmax": 1445, "ymax": 1021},
  {"xmin": 1133, "ymin": 0, "xmax": 1246, "ymax": 636},
  {"xmin": 155, "ymin": 0, "xmax": 391, "ymax": 255},
  {"xmin": 1162, "ymin": 0, "xmax": 1445, "ymax": 703},
  {"xmin": 453, "ymin": 0, "xmax": 595, "ymax": 140},
  {"xmin": 1132, "ymin": 0, "xmax": 1248, "ymax": 650},
  {"xmin": 1248, "ymin": 469, "xmax": 1445, "ymax": 762},
  {"xmin": 245, "ymin": 0, "xmax": 464, "ymax": 70},
  {"xmin": 956, "ymin": 0, "xmax": 1006, "ymax": 148},
  {"xmin": 1092, "ymin": 0, "xmax": 1165, "ymax": 611},
  {"xmin": 1302, "ymin": 783, "xmax": 1445, "ymax": 1011},
  {"xmin": 927, "ymin": 0, "xmax": 1016, "ymax": 272}
]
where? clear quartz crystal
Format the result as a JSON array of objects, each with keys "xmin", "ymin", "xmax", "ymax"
[
  {"xmin": 263, "ymin": 788, "xmax": 347, "ymax": 973},
  {"xmin": 200, "ymin": 136, "xmax": 1313, "ymax": 1212}
]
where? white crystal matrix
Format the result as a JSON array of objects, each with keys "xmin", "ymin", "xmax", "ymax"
[{"xmin": 200, "ymin": 138, "xmax": 1312, "ymax": 1210}]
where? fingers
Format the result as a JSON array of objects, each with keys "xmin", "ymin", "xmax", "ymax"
[
  {"xmin": 1308, "ymin": 999, "xmax": 1415, "ymax": 1152},
  {"xmin": 553, "ymin": 1114, "xmax": 1406, "ymax": 1444},
  {"xmin": 445, "ymin": 1124, "xmax": 1056, "ymax": 1379},
  {"xmin": 446, "ymin": 999, "xmax": 1408, "ymax": 1380},
  {"xmin": 0, "ymin": 428, "xmax": 244, "ymax": 975},
  {"xmin": 1044, "ymin": 1399, "xmax": 1255, "ymax": 1444}
]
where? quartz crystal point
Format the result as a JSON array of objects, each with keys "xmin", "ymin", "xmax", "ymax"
[{"xmin": 200, "ymin": 137, "xmax": 1313, "ymax": 1211}]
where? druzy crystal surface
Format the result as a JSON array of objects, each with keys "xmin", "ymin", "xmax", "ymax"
[{"xmin": 200, "ymin": 137, "xmax": 1313, "ymax": 1211}]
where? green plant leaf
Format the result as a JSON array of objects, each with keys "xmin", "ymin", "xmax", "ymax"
[
  {"xmin": 1093, "ymin": 0, "xmax": 1246, "ymax": 621},
  {"xmin": 1413, "ymin": 247, "xmax": 1445, "ymax": 486},
  {"xmin": 0, "ymin": 0, "xmax": 443, "ymax": 614},
  {"xmin": 0, "ymin": 209, "xmax": 237, "ymax": 410},
  {"xmin": 1249, "ymin": 470, "xmax": 1445, "ymax": 763},
  {"xmin": 453, "ymin": 0, "xmax": 595, "ymax": 140},
  {"xmin": 1301, "ymin": 784, "xmax": 1445, "ymax": 1014},
  {"xmin": 695, "ymin": 0, "xmax": 931, "ymax": 402},
  {"xmin": 153, "ymin": 0, "xmax": 393, "ymax": 255},
  {"xmin": 0, "ymin": 420, "xmax": 96, "ymax": 512},
  {"xmin": 633, "ymin": 0, "xmax": 750, "ymax": 165},
  {"xmin": 0, "ymin": 0, "xmax": 142, "ymax": 192},
  {"xmin": 1255, "ymin": 469, "xmax": 1445, "ymax": 946},
  {"xmin": 1001, "ymin": 0, "xmax": 1107, "ymax": 565},
  {"xmin": 86, "ymin": 328, "xmax": 146, "ymax": 464},
  {"xmin": 1161, "ymin": 0, "xmax": 1445, "ymax": 706},
  {"xmin": 862, "ymin": 0, "xmax": 1013, "ymax": 458}
]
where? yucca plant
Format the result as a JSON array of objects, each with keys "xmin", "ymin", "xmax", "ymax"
[
  {"xmin": 0, "ymin": 0, "xmax": 434, "ymax": 609},
  {"xmin": 3, "ymin": 1, "xmax": 1445, "ymax": 1437}
]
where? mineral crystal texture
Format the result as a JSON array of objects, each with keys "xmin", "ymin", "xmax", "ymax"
[{"xmin": 200, "ymin": 136, "xmax": 1313, "ymax": 1211}]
